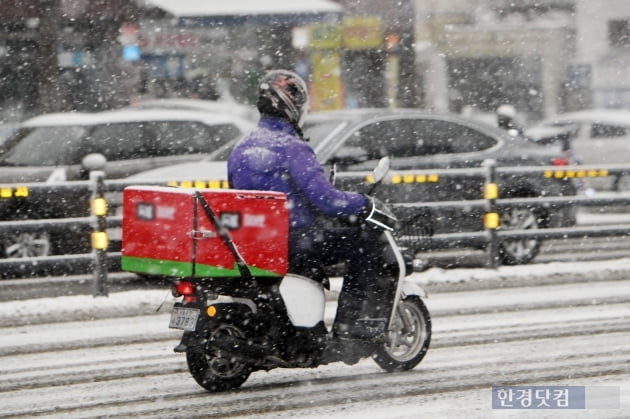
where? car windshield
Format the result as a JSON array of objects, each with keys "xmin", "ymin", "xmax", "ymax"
[
  {"xmin": 0, "ymin": 123, "xmax": 19, "ymax": 147},
  {"xmin": 1, "ymin": 126, "xmax": 88, "ymax": 166}
]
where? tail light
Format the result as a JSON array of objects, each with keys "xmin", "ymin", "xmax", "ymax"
[
  {"xmin": 172, "ymin": 281, "xmax": 197, "ymax": 303},
  {"xmin": 551, "ymin": 157, "xmax": 571, "ymax": 166}
]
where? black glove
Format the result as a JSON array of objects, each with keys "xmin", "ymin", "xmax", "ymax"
[{"xmin": 362, "ymin": 196, "xmax": 398, "ymax": 231}]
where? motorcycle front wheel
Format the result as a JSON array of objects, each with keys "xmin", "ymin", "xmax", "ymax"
[
  {"xmin": 186, "ymin": 323, "xmax": 252, "ymax": 392},
  {"xmin": 373, "ymin": 296, "xmax": 431, "ymax": 372}
]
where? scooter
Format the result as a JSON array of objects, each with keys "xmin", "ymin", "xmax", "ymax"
[{"xmin": 123, "ymin": 158, "xmax": 431, "ymax": 392}]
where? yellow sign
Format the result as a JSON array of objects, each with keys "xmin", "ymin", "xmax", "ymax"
[
  {"xmin": 0, "ymin": 186, "xmax": 29, "ymax": 198},
  {"xmin": 343, "ymin": 17, "xmax": 383, "ymax": 49},
  {"xmin": 309, "ymin": 24, "xmax": 342, "ymax": 49},
  {"xmin": 311, "ymin": 50, "xmax": 343, "ymax": 111}
]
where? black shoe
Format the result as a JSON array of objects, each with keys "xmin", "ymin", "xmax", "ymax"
[
  {"xmin": 333, "ymin": 318, "xmax": 387, "ymax": 342},
  {"xmin": 173, "ymin": 343, "xmax": 187, "ymax": 353}
]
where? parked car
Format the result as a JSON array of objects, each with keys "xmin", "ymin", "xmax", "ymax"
[
  {"xmin": 0, "ymin": 108, "xmax": 254, "ymax": 259},
  {"xmin": 128, "ymin": 98, "xmax": 259, "ymax": 122},
  {"xmin": 526, "ymin": 109, "xmax": 630, "ymax": 191},
  {"xmin": 124, "ymin": 108, "xmax": 577, "ymax": 265}
]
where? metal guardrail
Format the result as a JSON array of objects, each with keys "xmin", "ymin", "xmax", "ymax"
[{"xmin": 2, "ymin": 162, "xmax": 630, "ymax": 293}]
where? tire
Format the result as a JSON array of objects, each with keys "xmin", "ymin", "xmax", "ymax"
[
  {"xmin": 373, "ymin": 296, "xmax": 431, "ymax": 372},
  {"xmin": 186, "ymin": 323, "xmax": 252, "ymax": 392},
  {"xmin": 1, "ymin": 229, "xmax": 91, "ymax": 259},
  {"xmin": 2, "ymin": 231, "xmax": 52, "ymax": 258},
  {"xmin": 498, "ymin": 207, "xmax": 542, "ymax": 265}
]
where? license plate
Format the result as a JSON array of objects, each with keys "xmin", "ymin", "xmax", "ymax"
[{"xmin": 169, "ymin": 307, "xmax": 200, "ymax": 331}]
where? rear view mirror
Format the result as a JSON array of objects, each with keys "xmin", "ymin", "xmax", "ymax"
[{"xmin": 372, "ymin": 156, "xmax": 391, "ymax": 185}]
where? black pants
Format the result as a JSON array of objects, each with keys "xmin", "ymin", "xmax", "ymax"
[{"xmin": 288, "ymin": 219, "xmax": 400, "ymax": 336}]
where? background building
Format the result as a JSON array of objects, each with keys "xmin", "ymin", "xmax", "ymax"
[
  {"xmin": 575, "ymin": 0, "xmax": 630, "ymax": 109},
  {"xmin": 414, "ymin": 0, "xmax": 630, "ymax": 121},
  {"xmin": 413, "ymin": 0, "xmax": 576, "ymax": 122},
  {"xmin": 0, "ymin": 0, "xmax": 139, "ymax": 120},
  {"xmin": 2, "ymin": 0, "xmax": 630, "ymax": 123}
]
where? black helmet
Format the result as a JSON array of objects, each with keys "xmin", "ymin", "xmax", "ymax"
[{"xmin": 257, "ymin": 69, "xmax": 309, "ymax": 128}]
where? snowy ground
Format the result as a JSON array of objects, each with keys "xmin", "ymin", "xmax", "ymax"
[
  {"xmin": 3, "ymin": 257, "xmax": 630, "ymax": 326},
  {"xmin": 1, "ymin": 257, "xmax": 629, "ymax": 418}
]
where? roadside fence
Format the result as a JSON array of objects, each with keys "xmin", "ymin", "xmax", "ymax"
[{"xmin": 1, "ymin": 161, "xmax": 630, "ymax": 294}]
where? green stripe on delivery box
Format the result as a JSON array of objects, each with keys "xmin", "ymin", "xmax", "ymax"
[{"xmin": 121, "ymin": 255, "xmax": 282, "ymax": 278}]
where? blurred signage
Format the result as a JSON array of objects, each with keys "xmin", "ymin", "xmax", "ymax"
[
  {"xmin": 386, "ymin": 53, "xmax": 399, "ymax": 107},
  {"xmin": 311, "ymin": 50, "xmax": 343, "ymax": 111},
  {"xmin": 118, "ymin": 23, "xmax": 139, "ymax": 46},
  {"xmin": 343, "ymin": 17, "xmax": 383, "ymax": 49},
  {"xmin": 309, "ymin": 24, "xmax": 342, "ymax": 49},
  {"xmin": 58, "ymin": 50, "xmax": 92, "ymax": 67},
  {"xmin": 309, "ymin": 23, "xmax": 343, "ymax": 111},
  {"xmin": 143, "ymin": 54, "xmax": 185, "ymax": 79},
  {"xmin": 123, "ymin": 45, "xmax": 141, "ymax": 61},
  {"xmin": 119, "ymin": 24, "xmax": 141, "ymax": 61},
  {"xmin": 138, "ymin": 30, "xmax": 200, "ymax": 52}
]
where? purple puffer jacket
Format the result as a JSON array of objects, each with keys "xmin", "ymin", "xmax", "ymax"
[{"xmin": 227, "ymin": 115, "xmax": 368, "ymax": 229}]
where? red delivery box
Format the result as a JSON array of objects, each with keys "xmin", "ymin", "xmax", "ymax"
[{"xmin": 121, "ymin": 186, "xmax": 289, "ymax": 278}]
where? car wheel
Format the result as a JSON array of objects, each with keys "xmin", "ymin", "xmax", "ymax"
[
  {"xmin": 2, "ymin": 231, "xmax": 52, "ymax": 258},
  {"xmin": 498, "ymin": 207, "xmax": 542, "ymax": 265},
  {"xmin": 1, "ymin": 230, "xmax": 91, "ymax": 259}
]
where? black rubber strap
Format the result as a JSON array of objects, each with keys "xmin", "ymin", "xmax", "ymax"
[{"xmin": 195, "ymin": 191, "xmax": 252, "ymax": 280}]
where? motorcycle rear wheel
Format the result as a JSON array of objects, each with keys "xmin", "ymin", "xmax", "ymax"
[
  {"xmin": 186, "ymin": 324, "xmax": 252, "ymax": 392},
  {"xmin": 373, "ymin": 296, "xmax": 431, "ymax": 372}
]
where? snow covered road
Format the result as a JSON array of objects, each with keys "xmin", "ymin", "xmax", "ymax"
[{"xmin": 0, "ymin": 259, "xmax": 629, "ymax": 417}]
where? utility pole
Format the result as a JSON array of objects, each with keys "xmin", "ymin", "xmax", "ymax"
[
  {"xmin": 396, "ymin": 0, "xmax": 419, "ymax": 108},
  {"xmin": 38, "ymin": 0, "xmax": 63, "ymax": 113}
]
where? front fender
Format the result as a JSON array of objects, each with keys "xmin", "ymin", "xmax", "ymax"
[{"xmin": 401, "ymin": 280, "xmax": 428, "ymax": 299}]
